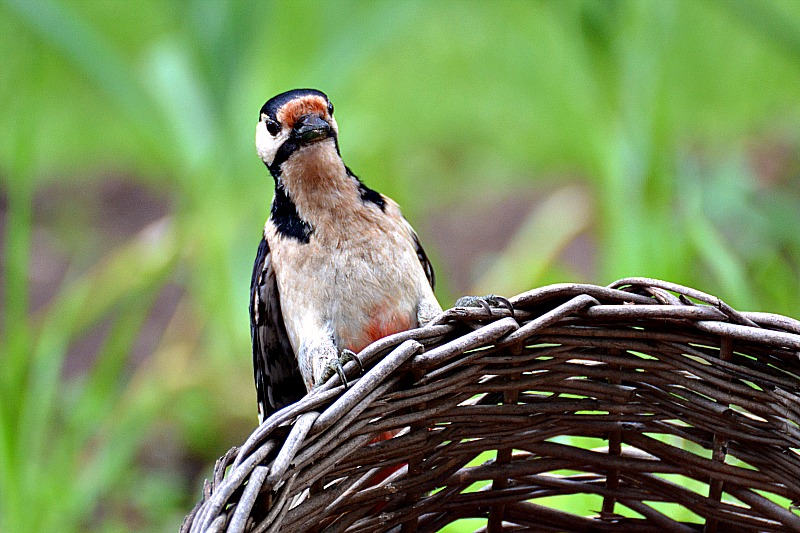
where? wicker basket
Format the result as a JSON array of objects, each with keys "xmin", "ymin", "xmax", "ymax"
[{"xmin": 182, "ymin": 278, "xmax": 800, "ymax": 533}]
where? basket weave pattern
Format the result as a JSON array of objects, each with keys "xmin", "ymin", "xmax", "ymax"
[{"xmin": 183, "ymin": 278, "xmax": 800, "ymax": 532}]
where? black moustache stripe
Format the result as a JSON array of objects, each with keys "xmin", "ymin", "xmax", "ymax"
[
  {"xmin": 270, "ymin": 183, "xmax": 313, "ymax": 244},
  {"xmin": 267, "ymin": 130, "xmax": 340, "ymax": 179}
]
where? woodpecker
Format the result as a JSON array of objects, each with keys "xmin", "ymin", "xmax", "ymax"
[{"xmin": 250, "ymin": 89, "xmax": 442, "ymax": 423}]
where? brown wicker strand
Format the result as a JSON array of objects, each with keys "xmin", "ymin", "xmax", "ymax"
[{"xmin": 182, "ymin": 279, "xmax": 800, "ymax": 533}]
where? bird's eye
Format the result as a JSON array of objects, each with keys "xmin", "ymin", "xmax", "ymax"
[
  {"xmin": 265, "ymin": 119, "xmax": 281, "ymax": 136},
  {"xmin": 327, "ymin": 101, "xmax": 334, "ymax": 116}
]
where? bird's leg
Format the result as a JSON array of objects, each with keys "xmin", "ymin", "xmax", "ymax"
[
  {"xmin": 315, "ymin": 349, "xmax": 363, "ymax": 388},
  {"xmin": 455, "ymin": 294, "xmax": 514, "ymax": 317},
  {"xmin": 317, "ymin": 357, "xmax": 348, "ymax": 388},
  {"xmin": 417, "ymin": 297, "xmax": 443, "ymax": 327}
]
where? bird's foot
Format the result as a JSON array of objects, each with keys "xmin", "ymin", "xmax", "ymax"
[
  {"xmin": 315, "ymin": 349, "xmax": 363, "ymax": 388},
  {"xmin": 341, "ymin": 348, "xmax": 364, "ymax": 374},
  {"xmin": 455, "ymin": 294, "xmax": 514, "ymax": 317}
]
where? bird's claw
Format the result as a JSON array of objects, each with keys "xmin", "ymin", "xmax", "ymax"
[
  {"xmin": 316, "ymin": 349, "xmax": 363, "ymax": 388},
  {"xmin": 340, "ymin": 348, "xmax": 364, "ymax": 374},
  {"xmin": 455, "ymin": 294, "xmax": 514, "ymax": 317},
  {"xmin": 493, "ymin": 295, "xmax": 514, "ymax": 313}
]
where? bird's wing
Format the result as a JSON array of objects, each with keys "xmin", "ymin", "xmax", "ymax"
[
  {"xmin": 250, "ymin": 237, "xmax": 306, "ymax": 422},
  {"xmin": 411, "ymin": 228, "xmax": 435, "ymax": 290}
]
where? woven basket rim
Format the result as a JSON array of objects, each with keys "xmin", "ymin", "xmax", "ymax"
[{"xmin": 183, "ymin": 278, "xmax": 800, "ymax": 533}]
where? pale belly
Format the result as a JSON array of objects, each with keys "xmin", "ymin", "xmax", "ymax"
[{"xmin": 271, "ymin": 232, "xmax": 429, "ymax": 358}]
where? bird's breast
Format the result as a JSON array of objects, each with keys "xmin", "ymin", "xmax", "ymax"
[{"xmin": 267, "ymin": 217, "xmax": 430, "ymax": 356}]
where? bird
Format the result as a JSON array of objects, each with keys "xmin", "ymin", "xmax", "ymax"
[{"xmin": 250, "ymin": 88, "xmax": 442, "ymax": 423}]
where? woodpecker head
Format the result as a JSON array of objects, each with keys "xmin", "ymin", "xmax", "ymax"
[{"xmin": 256, "ymin": 89, "xmax": 340, "ymax": 179}]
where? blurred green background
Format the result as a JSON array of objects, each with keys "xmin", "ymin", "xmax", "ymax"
[{"xmin": 2, "ymin": 0, "xmax": 800, "ymax": 531}]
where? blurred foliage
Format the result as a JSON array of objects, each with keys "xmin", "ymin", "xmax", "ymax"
[{"xmin": 1, "ymin": 0, "xmax": 800, "ymax": 531}]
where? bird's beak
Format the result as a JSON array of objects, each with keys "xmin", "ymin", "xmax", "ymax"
[{"xmin": 293, "ymin": 114, "xmax": 331, "ymax": 143}]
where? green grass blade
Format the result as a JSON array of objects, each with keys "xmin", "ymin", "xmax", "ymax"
[
  {"xmin": 2, "ymin": 0, "xmax": 162, "ymax": 143},
  {"xmin": 15, "ymin": 221, "xmax": 179, "ymax": 501},
  {"xmin": 474, "ymin": 185, "xmax": 593, "ymax": 295}
]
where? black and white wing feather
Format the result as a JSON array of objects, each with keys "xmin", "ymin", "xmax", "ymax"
[
  {"xmin": 250, "ymin": 237, "xmax": 305, "ymax": 422},
  {"xmin": 411, "ymin": 228, "xmax": 435, "ymax": 289},
  {"xmin": 400, "ymin": 216, "xmax": 435, "ymax": 290}
]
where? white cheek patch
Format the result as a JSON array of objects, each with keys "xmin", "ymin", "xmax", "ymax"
[{"xmin": 255, "ymin": 121, "xmax": 290, "ymax": 166}]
